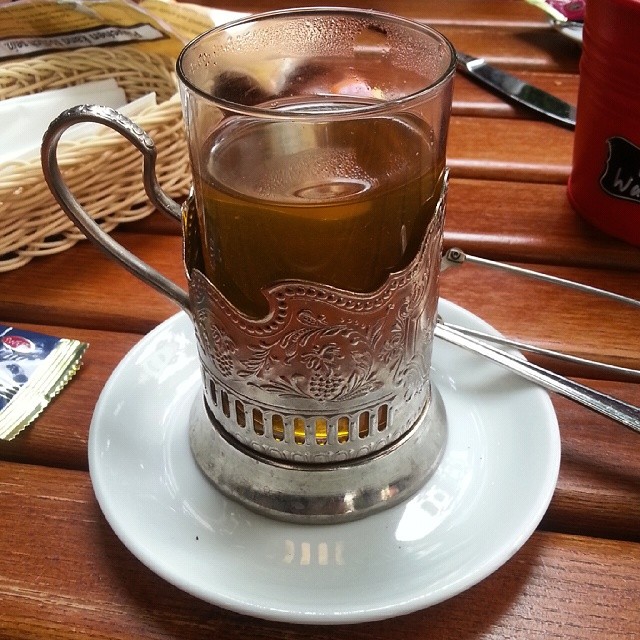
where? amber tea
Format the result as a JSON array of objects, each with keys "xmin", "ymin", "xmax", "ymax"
[{"xmin": 193, "ymin": 105, "xmax": 444, "ymax": 318}]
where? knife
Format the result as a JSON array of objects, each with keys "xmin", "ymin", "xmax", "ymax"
[{"xmin": 456, "ymin": 51, "xmax": 577, "ymax": 129}]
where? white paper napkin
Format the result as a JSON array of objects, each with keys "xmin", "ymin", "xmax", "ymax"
[{"xmin": 0, "ymin": 78, "xmax": 126, "ymax": 165}]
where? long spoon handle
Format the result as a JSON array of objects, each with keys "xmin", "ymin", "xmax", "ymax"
[
  {"xmin": 434, "ymin": 323, "xmax": 640, "ymax": 434},
  {"xmin": 443, "ymin": 322, "xmax": 640, "ymax": 380},
  {"xmin": 442, "ymin": 248, "xmax": 640, "ymax": 309}
]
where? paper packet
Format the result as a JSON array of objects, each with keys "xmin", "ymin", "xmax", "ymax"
[
  {"xmin": 0, "ymin": 325, "xmax": 88, "ymax": 440},
  {"xmin": 526, "ymin": 0, "xmax": 585, "ymax": 22},
  {"xmin": 0, "ymin": 0, "xmax": 187, "ymax": 62}
]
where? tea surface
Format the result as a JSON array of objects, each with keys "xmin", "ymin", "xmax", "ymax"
[{"xmin": 194, "ymin": 104, "xmax": 443, "ymax": 318}]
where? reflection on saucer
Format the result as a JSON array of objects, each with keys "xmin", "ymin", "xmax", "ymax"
[{"xmin": 282, "ymin": 540, "xmax": 346, "ymax": 566}]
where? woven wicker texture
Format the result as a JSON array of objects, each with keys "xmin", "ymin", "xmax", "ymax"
[{"xmin": 0, "ymin": 46, "xmax": 190, "ymax": 272}]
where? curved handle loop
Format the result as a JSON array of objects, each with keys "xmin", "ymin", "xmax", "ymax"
[{"xmin": 41, "ymin": 104, "xmax": 191, "ymax": 314}]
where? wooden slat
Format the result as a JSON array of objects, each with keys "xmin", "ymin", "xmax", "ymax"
[
  {"xmin": 544, "ymin": 382, "xmax": 640, "ymax": 542},
  {"xmin": 0, "ymin": 462, "xmax": 638, "ymax": 639},
  {"xmin": 447, "ymin": 116, "xmax": 574, "ymax": 184},
  {"xmin": 434, "ymin": 24, "xmax": 580, "ymax": 74},
  {"xmin": 207, "ymin": 1, "xmax": 581, "ymax": 68},
  {"xmin": 439, "ymin": 262, "xmax": 640, "ymax": 370},
  {"xmin": 444, "ymin": 179, "xmax": 640, "ymax": 271},
  {"xmin": 120, "ymin": 176, "xmax": 640, "ymax": 274},
  {"xmin": 196, "ymin": 0, "xmax": 581, "ymax": 71},
  {"xmin": 0, "ymin": 234, "xmax": 184, "ymax": 334},
  {"xmin": 453, "ymin": 72, "xmax": 579, "ymax": 119},
  {"xmin": 214, "ymin": 0, "xmax": 552, "ymax": 27}
]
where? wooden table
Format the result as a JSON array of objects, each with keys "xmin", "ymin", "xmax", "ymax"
[{"xmin": 1, "ymin": 1, "xmax": 639, "ymax": 637}]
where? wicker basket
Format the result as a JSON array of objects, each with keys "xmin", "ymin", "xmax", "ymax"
[{"xmin": 0, "ymin": 46, "xmax": 191, "ymax": 272}]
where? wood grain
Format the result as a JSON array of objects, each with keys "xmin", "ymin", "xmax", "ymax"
[
  {"xmin": 209, "ymin": 0, "xmax": 551, "ymax": 26},
  {"xmin": 544, "ymin": 383, "xmax": 640, "ymax": 542},
  {"xmin": 440, "ymin": 263, "xmax": 640, "ymax": 371},
  {"xmin": 0, "ymin": 1, "xmax": 638, "ymax": 637},
  {"xmin": 0, "ymin": 463, "xmax": 638, "ymax": 640},
  {"xmin": 444, "ymin": 179, "xmax": 640, "ymax": 271},
  {"xmin": 447, "ymin": 117, "xmax": 574, "ymax": 184},
  {"xmin": 453, "ymin": 72, "xmax": 579, "ymax": 119},
  {"xmin": 0, "ymin": 324, "xmax": 141, "ymax": 471},
  {"xmin": 0, "ymin": 234, "xmax": 184, "ymax": 334},
  {"xmin": 200, "ymin": 0, "xmax": 582, "ymax": 70}
]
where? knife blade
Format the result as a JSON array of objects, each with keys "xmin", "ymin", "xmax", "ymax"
[{"xmin": 456, "ymin": 51, "xmax": 576, "ymax": 129}]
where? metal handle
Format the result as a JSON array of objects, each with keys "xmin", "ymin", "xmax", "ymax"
[
  {"xmin": 443, "ymin": 321, "xmax": 640, "ymax": 380},
  {"xmin": 442, "ymin": 248, "xmax": 640, "ymax": 309},
  {"xmin": 41, "ymin": 104, "xmax": 191, "ymax": 314},
  {"xmin": 435, "ymin": 322, "xmax": 640, "ymax": 434}
]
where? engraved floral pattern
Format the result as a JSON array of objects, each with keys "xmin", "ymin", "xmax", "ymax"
[
  {"xmin": 226, "ymin": 310, "xmax": 386, "ymax": 402},
  {"xmin": 184, "ymin": 177, "xmax": 448, "ymax": 462},
  {"xmin": 194, "ymin": 243, "xmax": 434, "ymax": 403}
]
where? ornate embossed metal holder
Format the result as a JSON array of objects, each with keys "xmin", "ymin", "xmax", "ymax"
[
  {"xmin": 185, "ymin": 184, "xmax": 448, "ymax": 522},
  {"xmin": 41, "ymin": 8, "xmax": 456, "ymax": 523}
]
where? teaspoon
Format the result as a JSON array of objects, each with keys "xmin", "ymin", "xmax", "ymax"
[{"xmin": 434, "ymin": 322, "xmax": 640, "ymax": 434}]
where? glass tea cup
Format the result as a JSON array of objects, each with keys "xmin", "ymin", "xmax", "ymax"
[{"xmin": 42, "ymin": 8, "xmax": 456, "ymax": 523}]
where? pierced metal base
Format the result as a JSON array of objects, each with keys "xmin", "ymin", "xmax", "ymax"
[{"xmin": 189, "ymin": 385, "xmax": 447, "ymax": 524}]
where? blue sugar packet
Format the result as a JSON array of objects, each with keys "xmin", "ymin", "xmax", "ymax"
[{"xmin": 0, "ymin": 324, "xmax": 88, "ymax": 440}]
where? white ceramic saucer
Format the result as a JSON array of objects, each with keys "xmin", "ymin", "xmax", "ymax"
[{"xmin": 88, "ymin": 299, "xmax": 560, "ymax": 624}]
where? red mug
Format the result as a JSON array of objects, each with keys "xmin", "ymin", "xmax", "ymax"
[{"xmin": 567, "ymin": 0, "xmax": 640, "ymax": 246}]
